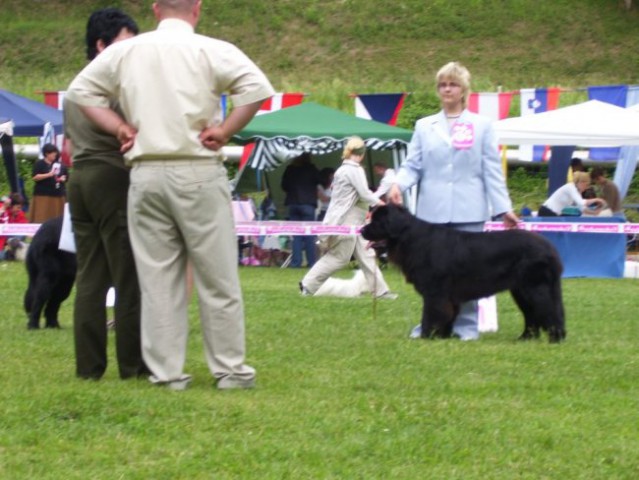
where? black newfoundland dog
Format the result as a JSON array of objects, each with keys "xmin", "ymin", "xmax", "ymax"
[
  {"xmin": 361, "ymin": 204, "xmax": 566, "ymax": 343},
  {"xmin": 24, "ymin": 216, "xmax": 77, "ymax": 329}
]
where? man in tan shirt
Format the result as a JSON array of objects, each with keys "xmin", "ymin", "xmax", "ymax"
[{"xmin": 66, "ymin": 0, "xmax": 274, "ymax": 391}]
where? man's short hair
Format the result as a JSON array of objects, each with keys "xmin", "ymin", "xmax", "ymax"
[
  {"xmin": 590, "ymin": 166, "xmax": 605, "ymax": 180},
  {"xmin": 156, "ymin": 0, "xmax": 198, "ymax": 12},
  {"xmin": 86, "ymin": 8, "xmax": 139, "ymax": 60}
]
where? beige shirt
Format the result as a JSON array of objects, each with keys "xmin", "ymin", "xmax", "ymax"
[
  {"xmin": 66, "ymin": 18, "xmax": 274, "ymax": 164},
  {"xmin": 323, "ymin": 160, "xmax": 380, "ymax": 226}
]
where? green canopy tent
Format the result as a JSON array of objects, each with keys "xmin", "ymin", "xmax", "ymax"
[{"xmin": 231, "ymin": 102, "xmax": 413, "ymax": 217}]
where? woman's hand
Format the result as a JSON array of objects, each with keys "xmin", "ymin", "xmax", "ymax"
[
  {"xmin": 502, "ymin": 211, "xmax": 520, "ymax": 229},
  {"xmin": 387, "ymin": 184, "xmax": 403, "ymax": 205}
]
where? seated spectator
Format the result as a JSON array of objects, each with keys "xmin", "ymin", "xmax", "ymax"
[
  {"xmin": 259, "ymin": 190, "xmax": 278, "ymax": 221},
  {"xmin": 570, "ymin": 157, "xmax": 585, "ymax": 173},
  {"xmin": 590, "ymin": 167, "xmax": 623, "ymax": 218},
  {"xmin": 538, "ymin": 172, "xmax": 604, "ymax": 217},
  {"xmin": 0, "ymin": 194, "xmax": 10, "ymax": 217},
  {"xmin": 0, "ymin": 193, "xmax": 28, "ymax": 261}
]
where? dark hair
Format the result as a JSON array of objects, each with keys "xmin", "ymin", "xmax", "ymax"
[
  {"xmin": 582, "ymin": 186, "xmax": 597, "ymax": 199},
  {"xmin": 570, "ymin": 157, "xmax": 584, "ymax": 171},
  {"xmin": 590, "ymin": 166, "xmax": 605, "ymax": 180},
  {"xmin": 86, "ymin": 8, "xmax": 139, "ymax": 60},
  {"xmin": 319, "ymin": 167, "xmax": 335, "ymax": 189},
  {"xmin": 9, "ymin": 193, "xmax": 24, "ymax": 206},
  {"xmin": 41, "ymin": 143, "xmax": 59, "ymax": 156}
]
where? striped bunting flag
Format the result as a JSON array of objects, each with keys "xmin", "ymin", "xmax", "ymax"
[{"xmin": 249, "ymin": 137, "xmax": 407, "ymax": 171}]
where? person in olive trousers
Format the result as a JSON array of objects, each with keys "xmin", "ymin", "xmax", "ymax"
[{"xmin": 65, "ymin": 8, "xmax": 149, "ymax": 380}]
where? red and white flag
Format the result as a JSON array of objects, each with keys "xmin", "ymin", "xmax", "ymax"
[
  {"xmin": 240, "ymin": 93, "xmax": 305, "ymax": 169},
  {"xmin": 467, "ymin": 92, "xmax": 513, "ymax": 121},
  {"xmin": 41, "ymin": 90, "xmax": 66, "ymax": 110},
  {"xmin": 40, "ymin": 90, "xmax": 69, "ymax": 164},
  {"xmin": 257, "ymin": 92, "xmax": 304, "ymax": 115}
]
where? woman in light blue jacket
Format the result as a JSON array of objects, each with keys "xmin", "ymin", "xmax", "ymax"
[{"xmin": 388, "ymin": 61, "xmax": 519, "ymax": 340}]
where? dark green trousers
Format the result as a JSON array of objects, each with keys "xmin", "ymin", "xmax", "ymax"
[{"xmin": 68, "ymin": 161, "xmax": 148, "ymax": 379}]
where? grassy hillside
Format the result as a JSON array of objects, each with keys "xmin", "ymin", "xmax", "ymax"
[{"xmin": 1, "ymin": 0, "xmax": 637, "ymax": 114}]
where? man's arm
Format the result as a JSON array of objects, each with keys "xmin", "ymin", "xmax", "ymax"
[
  {"xmin": 79, "ymin": 106, "xmax": 137, "ymax": 153},
  {"xmin": 200, "ymin": 100, "xmax": 264, "ymax": 151}
]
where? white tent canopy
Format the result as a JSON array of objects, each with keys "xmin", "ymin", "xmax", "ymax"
[{"xmin": 494, "ymin": 100, "xmax": 639, "ymax": 146}]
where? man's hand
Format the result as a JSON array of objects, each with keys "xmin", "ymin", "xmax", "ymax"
[
  {"xmin": 199, "ymin": 125, "xmax": 229, "ymax": 151},
  {"xmin": 387, "ymin": 184, "xmax": 403, "ymax": 205},
  {"xmin": 116, "ymin": 123, "xmax": 137, "ymax": 153}
]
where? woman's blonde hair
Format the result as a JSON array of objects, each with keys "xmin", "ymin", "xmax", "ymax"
[
  {"xmin": 342, "ymin": 136, "xmax": 366, "ymax": 159},
  {"xmin": 436, "ymin": 61, "xmax": 471, "ymax": 108},
  {"xmin": 573, "ymin": 171, "xmax": 591, "ymax": 185}
]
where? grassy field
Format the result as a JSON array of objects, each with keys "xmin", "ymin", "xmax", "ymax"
[{"xmin": 1, "ymin": 261, "xmax": 638, "ymax": 479}]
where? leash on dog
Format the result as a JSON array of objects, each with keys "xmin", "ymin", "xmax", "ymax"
[{"xmin": 372, "ymin": 270, "xmax": 378, "ymax": 322}]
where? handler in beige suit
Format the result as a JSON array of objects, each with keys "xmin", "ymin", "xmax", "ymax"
[
  {"xmin": 66, "ymin": 0, "xmax": 274, "ymax": 391},
  {"xmin": 300, "ymin": 137, "xmax": 395, "ymax": 299}
]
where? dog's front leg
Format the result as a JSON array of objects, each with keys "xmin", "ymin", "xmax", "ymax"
[{"xmin": 421, "ymin": 298, "xmax": 455, "ymax": 339}]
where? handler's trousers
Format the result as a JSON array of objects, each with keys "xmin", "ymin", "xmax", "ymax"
[
  {"xmin": 128, "ymin": 160, "xmax": 254, "ymax": 385},
  {"xmin": 69, "ymin": 160, "xmax": 147, "ymax": 379},
  {"xmin": 302, "ymin": 209, "xmax": 389, "ymax": 297},
  {"xmin": 447, "ymin": 222, "xmax": 484, "ymax": 340}
]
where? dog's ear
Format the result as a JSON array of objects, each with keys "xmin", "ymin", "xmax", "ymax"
[{"xmin": 379, "ymin": 204, "xmax": 412, "ymax": 240}]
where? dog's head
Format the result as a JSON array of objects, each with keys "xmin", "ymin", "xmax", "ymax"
[{"xmin": 361, "ymin": 204, "xmax": 413, "ymax": 246}]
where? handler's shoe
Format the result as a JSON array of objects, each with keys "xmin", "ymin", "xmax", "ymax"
[
  {"xmin": 409, "ymin": 324, "xmax": 421, "ymax": 339},
  {"xmin": 376, "ymin": 291, "xmax": 398, "ymax": 300},
  {"xmin": 217, "ymin": 375, "xmax": 256, "ymax": 390},
  {"xmin": 150, "ymin": 374, "xmax": 192, "ymax": 391},
  {"xmin": 299, "ymin": 282, "xmax": 312, "ymax": 296}
]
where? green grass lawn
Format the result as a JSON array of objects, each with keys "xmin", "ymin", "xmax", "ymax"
[{"xmin": 1, "ymin": 261, "xmax": 638, "ymax": 479}]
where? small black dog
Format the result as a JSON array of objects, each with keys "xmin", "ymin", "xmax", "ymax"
[
  {"xmin": 24, "ymin": 216, "xmax": 77, "ymax": 329},
  {"xmin": 361, "ymin": 204, "xmax": 566, "ymax": 342}
]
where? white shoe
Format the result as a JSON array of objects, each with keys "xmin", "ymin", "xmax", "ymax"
[
  {"xmin": 376, "ymin": 291, "xmax": 398, "ymax": 300},
  {"xmin": 409, "ymin": 324, "xmax": 421, "ymax": 339}
]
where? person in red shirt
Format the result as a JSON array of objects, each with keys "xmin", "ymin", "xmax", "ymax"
[{"xmin": 0, "ymin": 193, "xmax": 28, "ymax": 260}]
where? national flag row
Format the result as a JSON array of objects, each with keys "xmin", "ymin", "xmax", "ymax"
[{"xmin": 41, "ymin": 84, "xmax": 638, "ymax": 163}]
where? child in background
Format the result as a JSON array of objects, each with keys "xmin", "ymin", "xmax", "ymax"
[{"xmin": 0, "ymin": 193, "xmax": 28, "ymax": 260}]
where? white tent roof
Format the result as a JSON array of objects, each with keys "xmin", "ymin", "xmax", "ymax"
[{"xmin": 494, "ymin": 100, "xmax": 639, "ymax": 146}]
